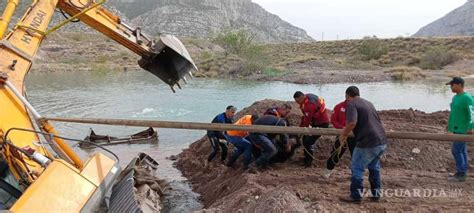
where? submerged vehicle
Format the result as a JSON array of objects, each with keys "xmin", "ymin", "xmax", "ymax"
[
  {"xmin": 0, "ymin": 0, "xmax": 196, "ymax": 211},
  {"xmin": 81, "ymin": 127, "xmax": 158, "ymax": 149}
]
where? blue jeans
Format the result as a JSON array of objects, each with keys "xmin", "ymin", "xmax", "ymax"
[
  {"xmin": 452, "ymin": 141, "xmax": 468, "ymax": 175},
  {"xmin": 226, "ymin": 135, "xmax": 253, "ymax": 167},
  {"xmin": 249, "ymin": 134, "xmax": 277, "ymax": 167},
  {"xmin": 350, "ymin": 144, "xmax": 387, "ymax": 200}
]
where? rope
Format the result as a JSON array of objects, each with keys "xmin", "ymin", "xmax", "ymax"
[{"xmin": 298, "ymin": 136, "xmax": 347, "ymax": 165}]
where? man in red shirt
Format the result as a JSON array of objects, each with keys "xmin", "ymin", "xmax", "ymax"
[
  {"xmin": 293, "ymin": 91, "xmax": 330, "ymax": 167},
  {"xmin": 324, "ymin": 100, "xmax": 356, "ymax": 178}
]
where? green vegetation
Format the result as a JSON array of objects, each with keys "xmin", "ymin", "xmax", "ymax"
[
  {"xmin": 211, "ymin": 29, "xmax": 268, "ymax": 75},
  {"xmin": 262, "ymin": 67, "xmax": 288, "ymax": 77},
  {"xmin": 358, "ymin": 36, "xmax": 389, "ymax": 61},
  {"xmin": 212, "ymin": 29, "xmax": 255, "ymax": 56},
  {"xmin": 419, "ymin": 46, "xmax": 459, "ymax": 70}
]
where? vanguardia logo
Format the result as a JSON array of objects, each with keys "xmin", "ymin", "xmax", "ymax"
[{"xmin": 357, "ymin": 188, "xmax": 463, "ymax": 198}]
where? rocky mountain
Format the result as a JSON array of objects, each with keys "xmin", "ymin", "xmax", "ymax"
[
  {"xmin": 1, "ymin": 0, "xmax": 313, "ymax": 43},
  {"xmin": 413, "ymin": 0, "xmax": 474, "ymax": 37},
  {"xmin": 110, "ymin": 0, "xmax": 314, "ymax": 43}
]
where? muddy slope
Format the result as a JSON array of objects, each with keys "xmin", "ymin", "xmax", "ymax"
[{"xmin": 176, "ymin": 100, "xmax": 474, "ymax": 211}]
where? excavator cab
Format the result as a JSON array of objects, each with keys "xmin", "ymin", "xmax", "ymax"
[{"xmin": 139, "ymin": 35, "xmax": 197, "ymax": 92}]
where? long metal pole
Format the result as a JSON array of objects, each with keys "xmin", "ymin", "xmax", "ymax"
[{"xmin": 45, "ymin": 117, "xmax": 474, "ymax": 143}]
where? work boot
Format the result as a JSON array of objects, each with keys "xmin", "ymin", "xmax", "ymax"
[
  {"xmin": 226, "ymin": 159, "xmax": 236, "ymax": 168},
  {"xmin": 246, "ymin": 165, "xmax": 260, "ymax": 174},
  {"xmin": 339, "ymin": 195, "xmax": 362, "ymax": 204},
  {"xmin": 448, "ymin": 172, "xmax": 467, "ymax": 182},
  {"xmin": 370, "ymin": 196, "xmax": 381, "ymax": 203}
]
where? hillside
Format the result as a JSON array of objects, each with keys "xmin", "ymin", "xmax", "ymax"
[
  {"xmin": 34, "ymin": 33, "xmax": 474, "ymax": 85},
  {"xmin": 414, "ymin": 0, "xmax": 474, "ymax": 37},
  {"xmin": 111, "ymin": 0, "xmax": 314, "ymax": 43},
  {"xmin": 0, "ymin": 0, "xmax": 313, "ymax": 43}
]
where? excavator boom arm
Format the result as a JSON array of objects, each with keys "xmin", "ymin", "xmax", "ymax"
[
  {"xmin": 58, "ymin": 0, "xmax": 153, "ymax": 57},
  {"xmin": 59, "ymin": 0, "xmax": 197, "ymax": 89}
]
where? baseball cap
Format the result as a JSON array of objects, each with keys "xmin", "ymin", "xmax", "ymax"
[{"xmin": 446, "ymin": 77, "xmax": 464, "ymax": 85}]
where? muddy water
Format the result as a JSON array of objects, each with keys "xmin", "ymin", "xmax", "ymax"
[{"xmin": 24, "ymin": 71, "xmax": 468, "ymax": 211}]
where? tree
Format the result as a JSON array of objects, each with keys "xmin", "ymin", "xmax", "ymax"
[{"xmin": 212, "ymin": 29, "xmax": 255, "ymax": 56}]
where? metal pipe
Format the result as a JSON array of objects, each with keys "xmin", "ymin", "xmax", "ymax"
[
  {"xmin": 45, "ymin": 117, "xmax": 474, "ymax": 143},
  {"xmin": 0, "ymin": 0, "xmax": 19, "ymax": 38},
  {"xmin": 5, "ymin": 80, "xmax": 41, "ymax": 120}
]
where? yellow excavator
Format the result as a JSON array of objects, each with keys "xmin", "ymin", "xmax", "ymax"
[{"xmin": 0, "ymin": 0, "xmax": 196, "ymax": 211}]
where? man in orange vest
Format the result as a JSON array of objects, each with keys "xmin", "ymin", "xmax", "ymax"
[
  {"xmin": 294, "ymin": 91, "xmax": 330, "ymax": 168},
  {"xmin": 226, "ymin": 115, "xmax": 259, "ymax": 169}
]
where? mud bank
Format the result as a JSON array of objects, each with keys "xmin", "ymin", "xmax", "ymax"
[{"xmin": 176, "ymin": 100, "xmax": 474, "ymax": 211}]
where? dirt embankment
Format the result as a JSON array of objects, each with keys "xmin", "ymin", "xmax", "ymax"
[{"xmin": 176, "ymin": 99, "xmax": 474, "ymax": 211}]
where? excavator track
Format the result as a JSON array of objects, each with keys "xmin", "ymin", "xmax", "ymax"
[{"xmin": 108, "ymin": 153, "xmax": 162, "ymax": 212}]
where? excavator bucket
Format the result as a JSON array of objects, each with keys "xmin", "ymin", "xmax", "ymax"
[{"xmin": 138, "ymin": 35, "xmax": 198, "ymax": 92}]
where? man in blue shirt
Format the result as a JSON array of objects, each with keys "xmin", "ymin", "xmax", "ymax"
[{"xmin": 207, "ymin": 105, "xmax": 237, "ymax": 163}]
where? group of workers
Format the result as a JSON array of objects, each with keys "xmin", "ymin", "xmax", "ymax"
[{"xmin": 206, "ymin": 77, "xmax": 471, "ymax": 203}]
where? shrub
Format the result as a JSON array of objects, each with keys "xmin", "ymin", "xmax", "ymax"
[
  {"xmin": 419, "ymin": 46, "xmax": 459, "ymax": 70},
  {"xmin": 240, "ymin": 45, "xmax": 267, "ymax": 75},
  {"xmin": 212, "ymin": 29, "xmax": 255, "ymax": 56},
  {"xmin": 385, "ymin": 66, "xmax": 426, "ymax": 81},
  {"xmin": 212, "ymin": 29, "xmax": 269, "ymax": 76},
  {"xmin": 358, "ymin": 36, "xmax": 389, "ymax": 61}
]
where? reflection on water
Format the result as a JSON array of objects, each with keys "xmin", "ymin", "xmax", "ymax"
[{"xmin": 24, "ymin": 71, "xmax": 461, "ymax": 180}]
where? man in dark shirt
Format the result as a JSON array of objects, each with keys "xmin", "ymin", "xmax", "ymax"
[
  {"xmin": 248, "ymin": 115, "xmax": 289, "ymax": 169},
  {"xmin": 207, "ymin": 106, "xmax": 237, "ymax": 163},
  {"xmin": 339, "ymin": 86, "xmax": 387, "ymax": 203},
  {"xmin": 264, "ymin": 104, "xmax": 292, "ymax": 118},
  {"xmin": 293, "ymin": 91, "xmax": 330, "ymax": 167}
]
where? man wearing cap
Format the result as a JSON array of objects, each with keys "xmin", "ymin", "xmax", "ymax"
[{"xmin": 446, "ymin": 77, "xmax": 473, "ymax": 182}]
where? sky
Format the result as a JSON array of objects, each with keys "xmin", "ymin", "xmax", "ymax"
[{"xmin": 252, "ymin": 0, "xmax": 467, "ymax": 40}]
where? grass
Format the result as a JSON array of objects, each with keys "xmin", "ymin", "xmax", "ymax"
[{"xmin": 262, "ymin": 67, "xmax": 288, "ymax": 77}]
